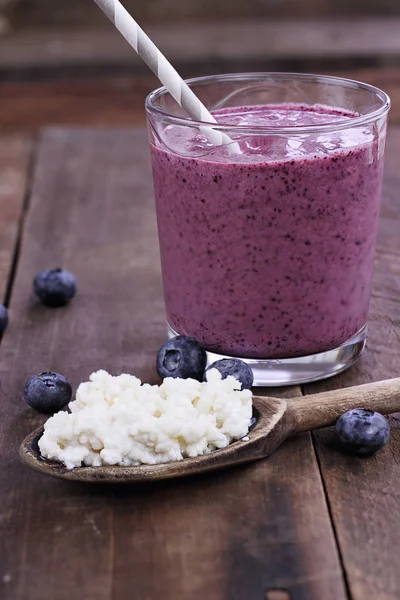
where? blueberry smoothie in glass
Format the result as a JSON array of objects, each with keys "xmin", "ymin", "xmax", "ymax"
[{"xmin": 146, "ymin": 74, "xmax": 390, "ymax": 385}]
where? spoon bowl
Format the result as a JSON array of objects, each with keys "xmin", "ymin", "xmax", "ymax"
[{"xmin": 20, "ymin": 378, "xmax": 400, "ymax": 483}]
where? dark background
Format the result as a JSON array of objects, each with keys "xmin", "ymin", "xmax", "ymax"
[
  {"xmin": 0, "ymin": 0, "xmax": 399, "ymax": 130},
  {"xmin": 4, "ymin": 0, "xmax": 400, "ymax": 24}
]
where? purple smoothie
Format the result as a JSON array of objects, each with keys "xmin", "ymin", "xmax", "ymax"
[{"xmin": 150, "ymin": 104, "xmax": 385, "ymax": 359}]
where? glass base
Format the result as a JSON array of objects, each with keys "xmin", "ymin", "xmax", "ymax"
[{"xmin": 167, "ymin": 324, "xmax": 367, "ymax": 387}]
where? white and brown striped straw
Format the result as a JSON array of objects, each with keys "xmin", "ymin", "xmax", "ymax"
[{"xmin": 93, "ymin": 0, "xmax": 238, "ymax": 150}]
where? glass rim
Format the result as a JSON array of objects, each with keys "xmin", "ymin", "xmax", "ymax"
[{"xmin": 145, "ymin": 72, "xmax": 391, "ymax": 135}]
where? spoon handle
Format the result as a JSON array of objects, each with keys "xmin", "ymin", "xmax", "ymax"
[{"xmin": 290, "ymin": 377, "xmax": 400, "ymax": 433}]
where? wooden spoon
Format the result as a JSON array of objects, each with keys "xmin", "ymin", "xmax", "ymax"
[{"xmin": 20, "ymin": 377, "xmax": 400, "ymax": 484}]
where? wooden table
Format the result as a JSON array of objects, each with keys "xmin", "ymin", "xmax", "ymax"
[{"xmin": 0, "ymin": 126, "xmax": 399, "ymax": 600}]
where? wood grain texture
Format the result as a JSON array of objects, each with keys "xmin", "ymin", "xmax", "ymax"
[
  {"xmin": 0, "ymin": 77, "xmax": 157, "ymax": 131},
  {"xmin": 293, "ymin": 378, "xmax": 400, "ymax": 432},
  {"xmin": 0, "ymin": 128, "xmax": 346, "ymax": 599},
  {"xmin": 304, "ymin": 128, "xmax": 400, "ymax": 599},
  {"xmin": 0, "ymin": 134, "xmax": 32, "ymax": 299},
  {"xmin": 6, "ymin": 0, "xmax": 400, "ymax": 29},
  {"xmin": 1, "ymin": 68, "xmax": 400, "ymax": 135},
  {"xmin": 112, "ymin": 435, "xmax": 346, "ymax": 600},
  {"xmin": 1, "ymin": 18, "xmax": 400, "ymax": 75}
]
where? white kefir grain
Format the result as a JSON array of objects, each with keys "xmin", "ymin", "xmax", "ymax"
[{"xmin": 39, "ymin": 369, "xmax": 252, "ymax": 469}]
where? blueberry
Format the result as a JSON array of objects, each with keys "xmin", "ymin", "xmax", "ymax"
[
  {"xmin": 335, "ymin": 408, "xmax": 390, "ymax": 456},
  {"xmin": 0, "ymin": 304, "xmax": 8, "ymax": 337},
  {"xmin": 157, "ymin": 336, "xmax": 207, "ymax": 381},
  {"xmin": 24, "ymin": 372, "xmax": 72, "ymax": 414},
  {"xmin": 204, "ymin": 358, "xmax": 254, "ymax": 390},
  {"xmin": 33, "ymin": 268, "xmax": 77, "ymax": 307}
]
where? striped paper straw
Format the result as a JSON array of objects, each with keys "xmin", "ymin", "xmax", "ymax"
[{"xmin": 93, "ymin": 0, "xmax": 238, "ymax": 150}]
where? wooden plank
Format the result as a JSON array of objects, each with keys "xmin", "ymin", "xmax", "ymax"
[
  {"xmin": 1, "ymin": 68, "xmax": 400, "ymax": 134},
  {"xmin": 0, "ymin": 134, "xmax": 32, "ymax": 300},
  {"xmin": 113, "ymin": 434, "xmax": 346, "ymax": 600},
  {"xmin": 113, "ymin": 429, "xmax": 349, "ymax": 600},
  {"xmin": 1, "ymin": 18, "xmax": 400, "ymax": 74},
  {"xmin": 0, "ymin": 77, "xmax": 158, "ymax": 131},
  {"xmin": 303, "ymin": 129, "xmax": 400, "ymax": 599},
  {"xmin": 0, "ymin": 128, "xmax": 346, "ymax": 599},
  {"xmin": 0, "ymin": 131, "xmax": 118, "ymax": 600},
  {"xmin": 6, "ymin": 0, "xmax": 400, "ymax": 29}
]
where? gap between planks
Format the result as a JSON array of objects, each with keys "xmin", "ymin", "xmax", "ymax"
[
  {"xmin": 0, "ymin": 134, "xmax": 35, "ymax": 305},
  {"xmin": 0, "ymin": 128, "xmax": 348, "ymax": 600},
  {"xmin": 300, "ymin": 128, "xmax": 400, "ymax": 600},
  {"xmin": 3, "ymin": 127, "xmax": 399, "ymax": 599}
]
